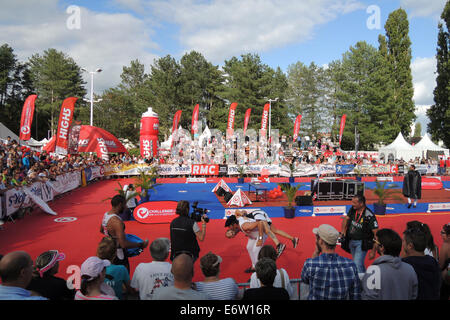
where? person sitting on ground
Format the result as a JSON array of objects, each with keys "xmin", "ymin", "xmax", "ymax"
[
  {"xmin": 75, "ymin": 256, "xmax": 118, "ymax": 300},
  {"xmin": 97, "ymin": 237, "xmax": 134, "ymax": 300},
  {"xmin": 152, "ymin": 253, "xmax": 211, "ymax": 300},
  {"xmin": 26, "ymin": 250, "xmax": 75, "ymax": 300},
  {"xmin": 131, "ymin": 238, "xmax": 174, "ymax": 300},
  {"xmin": 402, "ymin": 225, "xmax": 441, "ymax": 300},
  {"xmin": 361, "ymin": 229, "xmax": 418, "ymax": 300},
  {"xmin": 249, "ymin": 245, "xmax": 296, "ymax": 299},
  {"xmin": 195, "ymin": 251, "xmax": 242, "ymax": 300},
  {"xmin": 300, "ymin": 224, "xmax": 361, "ymax": 300},
  {"xmin": 0, "ymin": 251, "xmax": 47, "ymax": 300},
  {"xmin": 242, "ymin": 257, "xmax": 290, "ymax": 300}
]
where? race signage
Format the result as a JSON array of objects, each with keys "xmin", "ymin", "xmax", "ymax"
[
  {"xmin": 191, "ymin": 164, "xmax": 219, "ymax": 176},
  {"xmin": 312, "ymin": 206, "xmax": 347, "ymax": 216},
  {"xmin": 427, "ymin": 203, "xmax": 450, "ymax": 213},
  {"xmin": 133, "ymin": 201, "xmax": 178, "ymax": 224}
]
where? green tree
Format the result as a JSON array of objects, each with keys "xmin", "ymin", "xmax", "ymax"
[
  {"xmin": 427, "ymin": 1, "xmax": 450, "ymax": 147},
  {"xmin": 28, "ymin": 48, "xmax": 86, "ymax": 139},
  {"xmin": 413, "ymin": 122, "xmax": 422, "ymax": 137},
  {"xmin": 381, "ymin": 8, "xmax": 416, "ymax": 140},
  {"xmin": 0, "ymin": 44, "xmax": 34, "ymax": 136}
]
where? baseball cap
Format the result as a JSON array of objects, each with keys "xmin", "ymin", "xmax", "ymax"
[
  {"xmin": 80, "ymin": 256, "xmax": 110, "ymax": 280},
  {"xmin": 313, "ymin": 224, "xmax": 340, "ymax": 246}
]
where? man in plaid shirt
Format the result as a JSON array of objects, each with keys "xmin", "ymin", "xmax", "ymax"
[{"xmin": 300, "ymin": 224, "xmax": 361, "ymax": 300}]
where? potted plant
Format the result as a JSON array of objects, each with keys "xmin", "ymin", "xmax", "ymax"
[
  {"xmin": 288, "ymin": 162, "xmax": 297, "ymax": 183},
  {"xmin": 237, "ymin": 166, "xmax": 246, "ymax": 184},
  {"xmin": 372, "ymin": 180, "xmax": 403, "ymax": 215},
  {"xmin": 353, "ymin": 166, "xmax": 362, "ymax": 181},
  {"xmin": 278, "ymin": 183, "xmax": 302, "ymax": 219},
  {"xmin": 134, "ymin": 169, "xmax": 158, "ymax": 202}
]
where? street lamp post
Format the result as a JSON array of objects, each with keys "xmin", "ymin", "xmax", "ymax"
[
  {"xmin": 81, "ymin": 68, "xmax": 102, "ymax": 126},
  {"xmin": 264, "ymin": 97, "xmax": 279, "ymax": 142}
]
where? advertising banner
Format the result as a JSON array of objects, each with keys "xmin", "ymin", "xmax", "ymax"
[
  {"xmin": 226, "ymin": 102, "xmax": 238, "ymax": 139},
  {"xmin": 191, "ymin": 164, "xmax": 219, "ymax": 176},
  {"xmin": 335, "ymin": 165, "xmax": 356, "ymax": 175},
  {"xmin": 55, "ymin": 97, "xmax": 77, "ymax": 155},
  {"xmin": 133, "ymin": 201, "xmax": 178, "ymax": 224},
  {"xmin": 19, "ymin": 95, "xmax": 38, "ymax": 141}
]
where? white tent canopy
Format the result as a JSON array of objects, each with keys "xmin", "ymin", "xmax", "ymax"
[
  {"xmin": 198, "ymin": 125, "xmax": 211, "ymax": 147},
  {"xmin": 378, "ymin": 132, "xmax": 420, "ymax": 162},
  {"xmin": 413, "ymin": 133, "xmax": 449, "ymax": 157},
  {"xmin": 0, "ymin": 122, "xmax": 19, "ymax": 142}
]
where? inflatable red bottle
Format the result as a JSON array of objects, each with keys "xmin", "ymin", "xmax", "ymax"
[{"xmin": 140, "ymin": 107, "xmax": 159, "ymax": 159}]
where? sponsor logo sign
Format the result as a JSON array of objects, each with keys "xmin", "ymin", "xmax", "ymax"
[
  {"xmin": 191, "ymin": 164, "xmax": 219, "ymax": 176},
  {"xmin": 421, "ymin": 177, "xmax": 443, "ymax": 190},
  {"xmin": 133, "ymin": 201, "xmax": 178, "ymax": 224},
  {"xmin": 313, "ymin": 206, "xmax": 347, "ymax": 215}
]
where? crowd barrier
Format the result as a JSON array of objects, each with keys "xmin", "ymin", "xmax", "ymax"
[
  {"xmin": 0, "ymin": 166, "xmax": 104, "ymax": 220},
  {"xmin": 103, "ymin": 163, "xmax": 440, "ymax": 177}
]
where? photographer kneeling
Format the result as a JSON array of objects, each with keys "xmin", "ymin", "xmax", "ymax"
[{"xmin": 170, "ymin": 200, "xmax": 207, "ymax": 263}]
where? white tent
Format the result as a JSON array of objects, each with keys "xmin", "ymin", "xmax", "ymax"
[
  {"xmin": 0, "ymin": 122, "xmax": 19, "ymax": 142},
  {"xmin": 198, "ymin": 125, "xmax": 211, "ymax": 147},
  {"xmin": 378, "ymin": 132, "xmax": 420, "ymax": 162},
  {"xmin": 413, "ymin": 133, "xmax": 449, "ymax": 157}
]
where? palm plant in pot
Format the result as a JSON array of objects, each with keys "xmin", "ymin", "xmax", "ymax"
[
  {"xmin": 278, "ymin": 183, "xmax": 302, "ymax": 219},
  {"xmin": 372, "ymin": 180, "xmax": 403, "ymax": 215},
  {"xmin": 134, "ymin": 169, "xmax": 158, "ymax": 202},
  {"xmin": 237, "ymin": 165, "xmax": 246, "ymax": 184},
  {"xmin": 288, "ymin": 162, "xmax": 297, "ymax": 183}
]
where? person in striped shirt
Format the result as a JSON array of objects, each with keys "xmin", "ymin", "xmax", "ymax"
[
  {"xmin": 195, "ymin": 252, "xmax": 242, "ymax": 300},
  {"xmin": 300, "ymin": 224, "xmax": 361, "ymax": 300}
]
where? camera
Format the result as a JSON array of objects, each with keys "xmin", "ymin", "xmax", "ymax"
[{"xmin": 190, "ymin": 201, "xmax": 210, "ymax": 223}]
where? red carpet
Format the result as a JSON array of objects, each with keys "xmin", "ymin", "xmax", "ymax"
[{"xmin": 1, "ymin": 178, "xmax": 449, "ymax": 285}]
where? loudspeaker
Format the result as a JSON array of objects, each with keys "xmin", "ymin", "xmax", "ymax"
[
  {"xmin": 216, "ymin": 187, "xmax": 226, "ymax": 197},
  {"xmin": 224, "ymin": 192, "xmax": 233, "ymax": 202},
  {"xmin": 295, "ymin": 195, "xmax": 313, "ymax": 206}
]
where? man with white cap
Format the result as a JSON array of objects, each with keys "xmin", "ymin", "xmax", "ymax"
[
  {"xmin": 75, "ymin": 256, "xmax": 118, "ymax": 300},
  {"xmin": 300, "ymin": 224, "xmax": 361, "ymax": 300}
]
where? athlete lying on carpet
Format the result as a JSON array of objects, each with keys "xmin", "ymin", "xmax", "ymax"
[{"xmin": 225, "ymin": 209, "xmax": 299, "ymax": 273}]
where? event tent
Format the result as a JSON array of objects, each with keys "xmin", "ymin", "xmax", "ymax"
[
  {"xmin": 378, "ymin": 132, "xmax": 420, "ymax": 162},
  {"xmin": 413, "ymin": 133, "xmax": 449, "ymax": 157},
  {"xmin": 43, "ymin": 125, "xmax": 128, "ymax": 159},
  {"xmin": 0, "ymin": 122, "xmax": 19, "ymax": 142}
]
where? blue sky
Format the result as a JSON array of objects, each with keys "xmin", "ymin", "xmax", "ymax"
[{"xmin": 0, "ymin": 0, "xmax": 446, "ymax": 134}]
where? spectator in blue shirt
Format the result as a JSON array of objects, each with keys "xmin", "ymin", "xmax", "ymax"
[
  {"xmin": 300, "ymin": 224, "xmax": 361, "ymax": 300},
  {"xmin": 0, "ymin": 251, "xmax": 47, "ymax": 300}
]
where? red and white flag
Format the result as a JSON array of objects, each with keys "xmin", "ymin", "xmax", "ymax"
[
  {"xmin": 172, "ymin": 110, "xmax": 182, "ymax": 134},
  {"xmin": 260, "ymin": 103, "xmax": 270, "ymax": 137},
  {"xmin": 19, "ymin": 95, "xmax": 38, "ymax": 141},
  {"xmin": 191, "ymin": 104, "xmax": 199, "ymax": 135},
  {"xmin": 55, "ymin": 97, "xmax": 78, "ymax": 155},
  {"xmin": 226, "ymin": 102, "xmax": 238, "ymax": 139},
  {"xmin": 339, "ymin": 114, "xmax": 347, "ymax": 145},
  {"xmin": 243, "ymin": 108, "xmax": 251, "ymax": 135},
  {"xmin": 293, "ymin": 114, "xmax": 302, "ymax": 142}
]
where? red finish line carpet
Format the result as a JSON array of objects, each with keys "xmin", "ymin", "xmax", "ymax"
[{"xmin": 0, "ymin": 178, "xmax": 449, "ymax": 285}]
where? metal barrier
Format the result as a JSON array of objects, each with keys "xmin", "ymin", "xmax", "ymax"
[{"xmin": 238, "ymin": 278, "xmax": 305, "ymax": 300}]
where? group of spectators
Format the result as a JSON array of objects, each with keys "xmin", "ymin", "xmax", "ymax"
[{"xmin": 0, "ymin": 136, "xmax": 107, "ymax": 192}]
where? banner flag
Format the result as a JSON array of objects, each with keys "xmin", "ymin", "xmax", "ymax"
[
  {"xmin": 55, "ymin": 97, "xmax": 78, "ymax": 155},
  {"xmin": 191, "ymin": 104, "xmax": 199, "ymax": 135},
  {"xmin": 226, "ymin": 102, "xmax": 238, "ymax": 139},
  {"xmin": 243, "ymin": 108, "xmax": 251, "ymax": 135},
  {"xmin": 172, "ymin": 110, "xmax": 182, "ymax": 134},
  {"xmin": 339, "ymin": 114, "xmax": 347, "ymax": 145},
  {"xmin": 293, "ymin": 114, "xmax": 302, "ymax": 142},
  {"xmin": 19, "ymin": 95, "xmax": 38, "ymax": 141}
]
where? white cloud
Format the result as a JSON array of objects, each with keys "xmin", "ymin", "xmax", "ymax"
[
  {"xmin": 146, "ymin": 0, "xmax": 365, "ymax": 64},
  {"xmin": 0, "ymin": 1, "xmax": 159, "ymax": 94},
  {"xmin": 411, "ymin": 56, "xmax": 437, "ymax": 106},
  {"xmin": 400, "ymin": 0, "xmax": 446, "ymax": 18}
]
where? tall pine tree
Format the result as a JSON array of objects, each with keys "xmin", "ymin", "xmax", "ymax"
[
  {"xmin": 381, "ymin": 8, "xmax": 415, "ymax": 140},
  {"xmin": 427, "ymin": 1, "xmax": 450, "ymax": 147}
]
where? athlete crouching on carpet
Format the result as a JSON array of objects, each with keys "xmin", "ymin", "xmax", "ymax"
[{"xmin": 225, "ymin": 209, "xmax": 299, "ymax": 273}]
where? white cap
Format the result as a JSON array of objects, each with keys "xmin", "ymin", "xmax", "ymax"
[{"xmin": 80, "ymin": 256, "xmax": 110, "ymax": 280}]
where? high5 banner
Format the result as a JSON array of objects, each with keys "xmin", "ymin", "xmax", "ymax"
[
  {"xmin": 19, "ymin": 95, "xmax": 38, "ymax": 141},
  {"xmin": 55, "ymin": 97, "xmax": 78, "ymax": 155},
  {"xmin": 191, "ymin": 104, "xmax": 199, "ymax": 135},
  {"xmin": 226, "ymin": 102, "xmax": 238, "ymax": 139}
]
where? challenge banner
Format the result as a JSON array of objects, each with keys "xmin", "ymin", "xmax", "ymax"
[
  {"xmin": 293, "ymin": 114, "xmax": 302, "ymax": 142},
  {"xmin": 191, "ymin": 104, "xmax": 199, "ymax": 136},
  {"xmin": 19, "ymin": 95, "xmax": 38, "ymax": 141},
  {"xmin": 243, "ymin": 108, "xmax": 252, "ymax": 135},
  {"xmin": 339, "ymin": 114, "xmax": 346, "ymax": 145}
]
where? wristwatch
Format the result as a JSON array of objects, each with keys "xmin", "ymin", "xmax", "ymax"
[{"xmin": 258, "ymin": 236, "xmax": 263, "ymax": 240}]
